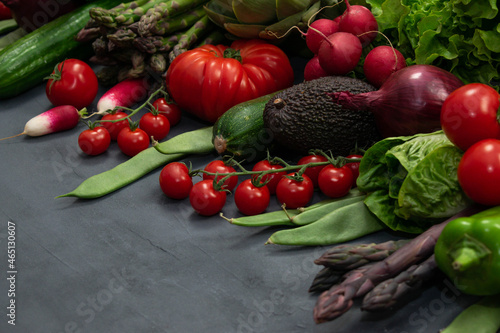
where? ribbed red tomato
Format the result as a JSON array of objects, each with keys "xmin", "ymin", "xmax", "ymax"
[{"xmin": 165, "ymin": 39, "xmax": 294, "ymax": 123}]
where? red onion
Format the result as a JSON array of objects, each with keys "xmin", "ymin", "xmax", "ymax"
[{"xmin": 330, "ymin": 65, "xmax": 464, "ymax": 138}]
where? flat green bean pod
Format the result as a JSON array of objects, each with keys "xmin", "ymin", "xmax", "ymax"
[
  {"xmin": 57, "ymin": 126, "xmax": 214, "ymax": 199},
  {"xmin": 266, "ymin": 200, "xmax": 386, "ymax": 246},
  {"xmin": 222, "ymin": 209, "xmax": 300, "ymax": 227},
  {"xmin": 440, "ymin": 295, "xmax": 500, "ymax": 333}
]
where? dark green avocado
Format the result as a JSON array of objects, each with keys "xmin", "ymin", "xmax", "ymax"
[{"xmin": 262, "ymin": 76, "xmax": 381, "ymax": 156}]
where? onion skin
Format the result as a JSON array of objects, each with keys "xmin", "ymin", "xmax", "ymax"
[{"xmin": 330, "ymin": 65, "xmax": 464, "ymax": 138}]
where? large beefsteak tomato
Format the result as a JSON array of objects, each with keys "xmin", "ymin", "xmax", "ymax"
[{"xmin": 165, "ymin": 39, "xmax": 294, "ymax": 123}]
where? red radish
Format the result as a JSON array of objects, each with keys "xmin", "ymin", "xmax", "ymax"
[
  {"xmin": 363, "ymin": 45, "xmax": 407, "ymax": 88},
  {"xmin": 0, "ymin": 105, "xmax": 86, "ymax": 140},
  {"xmin": 304, "ymin": 55, "xmax": 329, "ymax": 81},
  {"xmin": 318, "ymin": 32, "xmax": 362, "ymax": 76},
  {"xmin": 306, "ymin": 18, "xmax": 340, "ymax": 54},
  {"xmin": 339, "ymin": 0, "xmax": 378, "ymax": 47},
  {"xmin": 96, "ymin": 78, "xmax": 151, "ymax": 115}
]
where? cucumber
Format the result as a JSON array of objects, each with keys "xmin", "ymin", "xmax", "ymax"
[
  {"xmin": 0, "ymin": 0, "xmax": 122, "ymax": 99},
  {"xmin": 212, "ymin": 92, "xmax": 278, "ymax": 161}
]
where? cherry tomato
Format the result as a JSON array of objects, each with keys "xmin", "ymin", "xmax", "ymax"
[
  {"xmin": 203, "ymin": 160, "xmax": 238, "ymax": 191},
  {"xmin": 140, "ymin": 112, "xmax": 170, "ymax": 141},
  {"xmin": 100, "ymin": 111, "xmax": 130, "ymax": 140},
  {"xmin": 318, "ymin": 165, "xmax": 353, "ymax": 198},
  {"xmin": 234, "ymin": 179, "xmax": 271, "ymax": 215},
  {"xmin": 152, "ymin": 98, "xmax": 182, "ymax": 126},
  {"xmin": 441, "ymin": 83, "xmax": 500, "ymax": 152},
  {"xmin": 117, "ymin": 127, "xmax": 150, "ymax": 157},
  {"xmin": 457, "ymin": 138, "xmax": 500, "ymax": 206},
  {"xmin": 276, "ymin": 173, "xmax": 314, "ymax": 209},
  {"xmin": 345, "ymin": 154, "xmax": 363, "ymax": 187},
  {"xmin": 297, "ymin": 154, "xmax": 329, "ymax": 187},
  {"xmin": 189, "ymin": 179, "xmax": 227, "ymax": 216},
  {"xmin": 159, "ymin": 162, "xmax": 193, "ymax": 199},
  {"xmin": 0, "ymin": 3, "xmax": 12, "ymax": 20},
  {"xmin": 251, "ymin": 160, "xmax": 286, "ymax": 194},
  {"xmin": 45, "ymin": 59, "xmax": 98, "ymax": 109},
  {"xmin": 78, "ymin": 125, "xmax": 111, "ymax": 156}
]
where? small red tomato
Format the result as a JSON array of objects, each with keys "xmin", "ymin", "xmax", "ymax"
[
  {"xmin": 345, "ymin": 154, "xmax": 363, "ymax": 187},
  {"xmin": 318, "ymin": 165, "xmax": 353, "ymax": 198},
  {"xmin": 78, "ymin": 125, "xmax": 111, "ymax": 156},
  {"xmin": 457, "ymin": 138, "xmax": 500, "ymax": 206},
  {"xmin": 189, "ymin": 179, "xmax": 227, "ymax": 216},
  {"xmin": 117, "ymin": 127, "xmax": 150, "ymax": 157},
  {"xmin": 100, "ymin": 111, "xmax": 130, "ymax": 140},
  {"xmin": 234, "ymin": 179, "xmax": 271, "ymax": 215},
  {"xmin": 251, "ymin": 160, "xmax": 286, "ymax": 194},
  {"xmin": 152, "ymin": 98, "xmax": 182, "ymax": 126},
  {"xmin": 298, "ymin": 154, "xmax": 329, "ymax": 187},
  {"xmin": 140, "ymin": 112, "xmax": 170, "ymax": 141},
  {"xmin": 0, "ymin": 3, "xmax": 12, "ymax": 20},
  {"xmin": 159, "ymin": 162, "xmax": 193, "ymax": 199},
  {"xmin": 203, "ymin": 160, "xmax": 238, "ymax": 191},
  {"xmin": 276, "ymin": 173, "xmax": 314, "ymax": 209}
]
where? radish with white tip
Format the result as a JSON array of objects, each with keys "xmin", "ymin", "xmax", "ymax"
[{"xmin": 95, "ymin": 78, "xmax": 151, "ymax": 116}]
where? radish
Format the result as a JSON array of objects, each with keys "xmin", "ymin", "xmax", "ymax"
[
  {"xmin": 305, "ymin": 18, "xmax": 340, "ymax": 54},
  {"xmin": 304, "ymin": 55, "xmax": 328, "ymax": 81},
  {"xmin": 0, "ymin": 105, "xmax": 86, "ymax": 140},
  {"xmin": 96, "ymin": 77, "xmax": 151, "ymax": 115},
  {"xmin": 317, "ymin": 32, "xmax": 362, "ymax": 76},
  {"xmin": 338, "ymin": 0, "xmax": 378, "ymax": 47},
  {"xmin": 363, "ymin": 45, "xmax": 407, "ymax": 88}
]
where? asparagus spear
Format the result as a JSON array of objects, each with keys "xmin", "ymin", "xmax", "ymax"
[
  {"xmin": 169, "ymin": 15, "xmax": 213, "ymax": 62},
  {"xmin": 150, "ymin": 5, "xmax": 206, "ymax": 36},
  {"xmin": 133, "ymin": 33, "xmax": 181, "ymax": 53},
  {"xmin": 149, "ymin": 53, "xmax": 168, "ymax": 73},
  {"xmin": 313, "ymin": 205, "xmax": 484, "ymax": 323},
  {"xmin": 309, "ymin": 262, "xmax": 378, "ymax": 293},
  {"xmin": 90, "ymin": 0, "xmax": 159, "ymax": 28}
]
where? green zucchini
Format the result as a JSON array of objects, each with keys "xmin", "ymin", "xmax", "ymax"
[
  {"xmin": 0, "ymin": 0, "xmax": 122, "ymax": 99},
  {"xmin": 212, "ymin": 92, "xmax": 278, "ymax": 161}
]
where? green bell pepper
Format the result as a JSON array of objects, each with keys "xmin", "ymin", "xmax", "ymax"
[{"xmin": 435, "ymin": 206, "xmax": 500, "ymax": 296}]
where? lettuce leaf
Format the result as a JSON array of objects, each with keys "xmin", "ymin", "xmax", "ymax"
[{"xmin": 366, "ymin": 0, "xmax": 500, "ymax": 87}]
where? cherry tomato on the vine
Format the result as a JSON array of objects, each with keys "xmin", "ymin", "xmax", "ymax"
[
  {"xmin": 140, "ymin": 111, "xmax": 170, "ymax": 141},
  {"xmin": 117, "ymin": 126, "xmax": 150, "ymax": 157},
  {"xmin": 152, "ymin": 98, "xmax": 182, "ymax": 126},
  {"xmin": 297, "ymin": 154, "xmax": 329, "ymax": 187},
  {"xmin": 345, "ymin": 154, "xmax": 363, "ymax": 187},
  {"xmin": 203, "ymin": 160, "xmax": 238, "ymax": 191},
  {"xmin": 45, "ymin": 59, "xmax": 98, "ymax": 109},
  {"xmin": 234, "ymin": 179, "xmax": 271, "ymax": 216},
  {"xmin": 441, "ymin": 83, "xmax": 500, "ymax": 152},
  {"xmin": 159, "ymin": 162, "xmax": 193, "ymax": 199},
  {"xmin": 457, "ymin": 138, "xmax": 500, "ymax": 206},
  {"xmin": 78, "ymin": 125, "xmax": 110, "ymax": 156},
  {"xmin": 276, "ymin": 173, "xmax": 314, "ymax": 209},
  {"xmin": 318, "ymin": 165, "xmax": 353, "ymax": 198},
  {"xmin": 251, "ymin": 160, "xmax": 286, "ymax": 194},
  {"xmin": 100, "ymin": 111, "xmax": 130, "ymax": 140},
  {"xmin": 189, "ymin": 179, "xmax": 227, "ymax": 216}
]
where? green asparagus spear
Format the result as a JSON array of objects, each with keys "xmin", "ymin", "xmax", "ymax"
[{"xmin": 169, "ymin": 15, "xmax": 213, "ymax": 62}]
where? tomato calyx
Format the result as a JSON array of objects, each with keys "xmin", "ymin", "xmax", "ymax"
[
  {"xmin": 222, "ymin": 48, "xmax": 242, "ymax": 62},
  {"xmin": 44, "ymin": 60, "xmax": 66, "ymax": 94}
]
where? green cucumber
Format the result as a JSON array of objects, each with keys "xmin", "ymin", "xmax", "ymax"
[
  {"xmin": 212, "ymin": 92, "xmax": 278, "ymax": 161},
  {"xmin": 0, "ymin": 0, "xmax": 122, "ymax": 99}
]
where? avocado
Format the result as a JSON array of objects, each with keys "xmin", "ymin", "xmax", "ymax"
[{"xmin": 262, "ymin": 76, "xmax": 381, "ymax": 156}]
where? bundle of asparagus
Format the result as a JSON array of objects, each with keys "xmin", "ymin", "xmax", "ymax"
[{"xmin": 76, "ymin": 0, "xmax": 228, "ymax": 84}]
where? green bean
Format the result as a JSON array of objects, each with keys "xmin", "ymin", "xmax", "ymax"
[
  {"xmin": 221, "ymin": 209, "xmax": 300, "ymax": 227},
  {"xmin": 266, "ymin": 200, "xmax": 386, "ymax": 246},
  {"xmin": 57, "ymin": 126, "xmax": 214, "ymax": 199},
  {"xmin": 440, "ymin": 295, "xmax": 500, "ymax": 333}
]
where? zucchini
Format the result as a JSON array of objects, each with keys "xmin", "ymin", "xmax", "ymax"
[
  {"xmin": 0, "ymin": 0, "xmax": 122, "ymax": 99},
  {"xmin": 212, "ymin": 92, "xmax": 278, "ymax": 161}
]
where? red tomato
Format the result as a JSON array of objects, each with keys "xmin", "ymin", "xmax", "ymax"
[
  {"xmin": 318, "ymin": 165, "xmax": 353, "ymax": 198},
  {"xmin": 152, "ymin": 98, "xmax": 182, "ymax": 126},
  {"xmin": 457, "ymin": 138, "xmax": 500, "ymax": 206},
  {"xmin": 189, "ymin": 179, "xmax": 227, "ymax": 216},
  {"xmin": 165, "ymin": 39, "xmax": 295, "ymax": 123},
  {"xmin": 117, "ymin": 127, "xmax": 150, "ymax": 157},
  {"xmin": 140, "ymin": 112, "xmax": 170, "ymax": 141},
  {"xmin": 251, "ymin": 160, "xmax": 286, "ymax": 194},
  {"xmin": 159, "ymin": 162, "xmax": 193, "ymax": 199},
  {"xmin": 78, "ymin": 125, "xmax": 110, "ymax": 156},
  {"xmin": 276, "ymin": 173, "xmax": 314, "ymax": 209},
  {"xmin": 345, "ymin": 154, "xmax": 363, "ymax": 187},
  {"xmin": 441, "ymin": 83, "xmax": 500, "ymax": 151},
  {"xmin": 100, "ymin": 111, "xmax": 130, "ymax": 140},
  {"xmin": 0, "ymin": 3, "xmax": 11, "ymax": 20},
  {"xmin": 297, "ymin": 154, "xmax": 329, "ymax": 187},
  {"xmin": 45, "ymin": 59, "xmax": 98, "ymax": 109},
  {"xmin": 234, "ymin": 179, "xmax": 270, "ymax": 215},
  {"xmin": 203, "ymin": 160, "xmax": 238, "ymax": 191}
]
